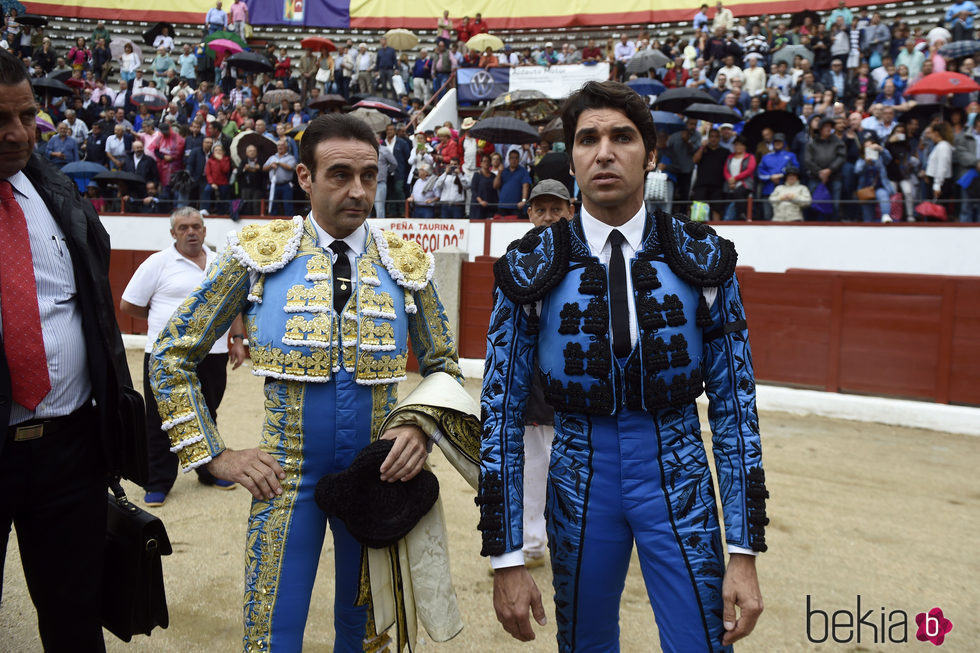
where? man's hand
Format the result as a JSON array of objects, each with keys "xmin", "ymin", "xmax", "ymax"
[
  {"xmin": 229, "ymin": 340, "xmax": 247, "ymax": 369},
  {"xmin": 379, "ymin": 425, "xmax": 427, "ymax": 482},
  {"xmin": 721, "ymin": 553, "xmax": 764, "ymax": 646},
  {"xmin": 493, "ymin": 566, "xmax": 546, "ymax": 641},
  {"xmin": 207, "ymin": 448, "xmax": 285, "ymax": 500},
  {"xmin": 818, "ymin": 168, "xmax": 831, "ymax": 183}
]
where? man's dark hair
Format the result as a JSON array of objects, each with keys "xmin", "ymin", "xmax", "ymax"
[
  {"xmin": 0, "ymin": 47, "xmax": 30, "ymax": 88},
  {"xmin": 560, "ymin": 81, "xmax": 657, "ymax": 162},
  {"xmin": 299, "ymin": 113, "xmax": 379, "ymax": 176}
]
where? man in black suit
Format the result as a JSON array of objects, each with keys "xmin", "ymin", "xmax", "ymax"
[
  {"xmin": 0, "ymin": 49, "xmax": 141, "ymax": 651},
  {"xmin": 122, "ymin": 139, "xmax": 160, "ymax": 209}
]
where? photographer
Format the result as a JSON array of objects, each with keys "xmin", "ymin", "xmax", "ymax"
[{"xmin": 434, "ymin": 156, "xmax": 469, "ymax": 218}]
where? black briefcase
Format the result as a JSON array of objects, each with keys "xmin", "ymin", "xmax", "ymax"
[{"xmin": 102, "ymin": 479, "xmax": 172, "ymax": 642}]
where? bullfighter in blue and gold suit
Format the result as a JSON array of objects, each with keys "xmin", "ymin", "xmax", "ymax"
[
  {"xmin": 150, "ymin": 115, "xmax": 480, "ymax": 652},
  {"xmin": 478, "ymin": 82, "xmax": 768, "ymax": 652}
]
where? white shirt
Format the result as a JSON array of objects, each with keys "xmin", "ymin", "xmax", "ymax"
[
  {"xmin": 5, "ymin": 171, "xmax": 91, "ymax": 424},
  {"xmin": 122, "ymin": 244, "xmax": 229, "ymax": 354},
  {"xmin": 311, "ymin": 215, "xmax": 366, "ymax": 269}
]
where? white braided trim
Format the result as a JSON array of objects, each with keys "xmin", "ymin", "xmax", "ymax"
[
  {"xmin": 169, "ymin": 433, "xmax": 204, "ymax": 453},
  {"xmin": 306, "ymin": 272, "xmax": 331, "ymax": 281},
  {"xmin": 283, "ymin": 304, "xmax": 331, "ymax": 314},
  {"xmin": 344, "ymin": 364, "xmax": 355, "ymax": 372},
  {"xmin": 182, "ymin": 456, "xmax": 213, "ymax": 472},
  {"xmin": 405, "ymin": 303, "xmax": 417, "ymax": 315},
  {"xmin": 362, "ymin": 308, "xmax": 397, "ymax": 320},
  {"xmin": 371, "ymin": 225, "xmax": 434, "ymax": 291},
  {"xmin": 227, "ymin": 215, "xmax": 304, "ymax": 273},
  {"xmin": 281, "ymin": 337, "xmax": 330, "ymax": 349},
  {"xmin": 251, "ymin": 368, "xmax": 332, "ymax": 383},
  {"xmin": 331, "ymin": 365, "xmax": 341, "ymax": 372},
  {"xmin": 160, "ymin": 412, "xmax": 195, "ymax": 431},
  {"xmin": 355, "ymin": 375, "xmax": 406, "ymax": 386},
  {"xmin": 361, "ymin": 276, "xmax": 381, "ymax": 287},
  {"xmin": 247, "ymin": 293, "xmax": 263, "ymax": 304},
  {"xmin": 343, "ymin": 311, "xmax": 359, "ymax": 321},
  {"xmin": 360, "ymin": 343, "xmax": 396, "ymax": 352},
  {"xmin": 341, "ymin": 339, "xmax": 359, "ymax": 347}
]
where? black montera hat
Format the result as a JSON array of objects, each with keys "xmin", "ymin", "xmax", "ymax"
[{"xmin": 315, "ymin": 439, "xmax": 439, "ymax": 548}]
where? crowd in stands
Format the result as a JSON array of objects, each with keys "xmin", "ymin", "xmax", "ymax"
[{"xmin": 23, "ymin": 0, "xmax": 980, "ymax": 222}]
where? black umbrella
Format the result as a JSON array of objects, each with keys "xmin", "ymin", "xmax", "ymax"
[
  {"xmin": 32, "ymin": 77, "xmax": 73, "ymax": 97},
  {"xmin": 626, "ymin": 49, "xmax": 671, "ymax": 75},
  {"xmin": 789, "ymin": 9, "xmax": 820, "ymax": 28},
  {"xmin": 898, "ymin": 103, "xmax": 951, "ymax": 128},
  {"xmin": 93, "ymin": 170, "xmax": 147, "ymax": 186},
  {"xmin": 468, "ymin": 116, "xmax": 541, "ymax": 144},
  {"xmin": 682, "ymin": 103, "xmax": 743, "ymax": 123},
  {"xmin": 226, "ymin": 51, "xmax": 275, "ymax": 73},
  {"xmin": 541, "ymin": 116, "xmax": 563, "ymax": 142},
  {"xmin": 46, "ymin": 69, "xmax": 71, "ymax": 82},
  {"xmin": 231, "ymin": 131, "xmax": 278, "ymax": 168},
  {"xmin": 142, "ymin": 21, "xmax": 175, "ymax": 47},
  {"xmin": 651, "ymin": 87, "xmax": 716, "ymax": 113},
  {"xmin": 62, "ymin": 161, "xmax": 109, "ymax": 176},
  {"xmin": 741, "ymin": 110, "xmax": 804, "ymax": 152},
  {"xmin": 17, "ymin": 14, "xmax": 47, "ymax": 27},
  {"xmin": 309, "ymin": 94, "xmax": 347, "ymax": 112}
]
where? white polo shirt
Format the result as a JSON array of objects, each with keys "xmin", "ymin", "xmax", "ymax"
[{"xmin": 122, "ymin": 244, "xmax": 229, "ymax": 354}]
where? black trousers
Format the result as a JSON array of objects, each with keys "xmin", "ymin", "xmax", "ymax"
[
  {"xmin": 142, "ymin": 352, "xmax": 228, "ymax": 493},
  {"xmin": 0, "ymin": 406, "xmax": 108, "ymax": 652}
]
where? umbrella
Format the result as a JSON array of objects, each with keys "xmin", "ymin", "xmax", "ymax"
[
  {"xmin": 226, "ymin": 51, "xmax": 275, "ymax": 73},
  {"xmin": 938, "ymin": 40, "xmax": 980, "ymax": 59},
  {"xmin": 897, "ymin": 103, "xmax": 951, "ymax": 127},
  {"xmin": 31, "ymin": 77, "xmax": 73, "ymax": 97},
  {"xmin": 466, "ymin": 33, "xmax": 504, "ymax": 53},
  {"xmin": 300, "ymin": 36, "xmax": 337, "ymax": 52},
  {"xmin": 142, "ymin": 21, "xmax": 174, "ymax": 47},
  {"xmin": 348, "ymin": 108, "xmax": 391, "ymax": 134},
  {"xmin": 309, "ymin": 94, "xmax": 347, "ymax": 112},
  {"xmin": 651, "ymin": 110, "xmax": 685, "ymax": 134},
  {"xmin": 231, "ymin": 130, "xmax": 278, "ymax": 167},
  {"xmin": 772, "ymin": 45, "xmax": 814, "ymax": 67},
  {"xmin": 203, "ymin": 30, "xmax": 246, "ymax": 49},
  {"xmin": 789, "ymin": 9, "xmax": 820, "ymax": 28},
  {"xmin": 207, "ymin": 39, "xmax": 243, "ymax": 56},
  {"xmin": 480, "ymin": 90, "xmax": 559, "ymax": 125},
  {"xmin": 46, "ymin": 69, "xmax": 71, "ymax": 82},
  {"xmin": 626, "ymin": 78, "xmax": 667, "ymax": 97},
  {"xmin": 93, "ymin": 170, "xmax": 147, "ymax": 186},
  {"xmin": 906, "ymin": 71, "xmax": 980, "ymax": 95},
  {"xmin": 63, "ymin": 161, "xmax": 109, "ymax": 176},
  {"xmin": 651, "ymin": 87, "xmax": 716, "ymax": 113},
  {"xmin": 541, "ymin": 116, "xmax": 564, "ymax": 142},
  {"xmin": 263, "ymin": 88, "xmax": 301, "ymax": 105},
  {"xmin": 131, "ymin": 90, "xmax": 169, "ymax": 110},
  {"xmin": 353, "ymin": 96, "xmax": 405, "ymax": 117},
  {"xmin": 468, "ymin": 116, "xmax": 540, "ymax": 144},
  {"xmin": 109, "ymin": 37, "xmax": 143, "ymax": 65},
  {"xmin": 741, "ymin": 110, "xmax": 803, "ymax": 152},
  {"xmin": 35, "ymin": 114, "xmax": 55, "ymax": 133},
  {"xmin": 384, "ymin": 29, "xmax": 418, "ymax": 51},
  {"xmin": 626, "ymin": 49, "xmax": 670, "ymax": 74},
  {"xmin": 683, "ymin": 103, "xmax": 742, "ymax": 123},
  {"xmin": 16, "ymin": 14, "xmax": 47, "ymax": 27},
  {"xmin": 65, "ymin": 77, "xmax": 86, "ymax": 89}
]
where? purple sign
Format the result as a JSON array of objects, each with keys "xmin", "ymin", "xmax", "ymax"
[{"xmin": 246, "ymin": 0, "xmax": 350, "ymax": 28}]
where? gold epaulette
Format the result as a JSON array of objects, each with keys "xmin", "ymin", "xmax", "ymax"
[
  {"xmin": 228, "ymin": 215, "xmax": 305, "ymax": 273},
  {"xmin": 371, "ymin": 226, "xmax": 434, "ymax": 291}
]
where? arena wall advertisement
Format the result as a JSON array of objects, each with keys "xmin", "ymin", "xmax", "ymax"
[{"xmin": 25, "ymin": 0, "xmax": 876, "ymax": 30}]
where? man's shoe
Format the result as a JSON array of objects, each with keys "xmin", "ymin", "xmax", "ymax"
[
  {"xmin": 143, "ymin": 491, "xmax": 167, "ymax": 507},
  {"xmin": 210, "ymin": 478, "xmax": 237, "ymax": 490}
]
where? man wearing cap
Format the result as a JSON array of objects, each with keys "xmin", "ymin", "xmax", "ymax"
[
  {"xmin": 355, "ymin": 42, "xmax": 375, "ymax": 95},
  {"xmin": 769, "ymin": 165, "xmax": 811, "ymax": 221},
  {"xmin": 804, "ymin": 118, "xmax": 846, "ymax": 216},
  {"xmin": 478, "ymin": 80, "xmax": 766, "ymax": 652},
  {"xmin": 537, "ymin": 43, "xmax": 559, "ymax": 66},
  {"xmin": 756, "ymin": 133, "xmax": 799, "ymax": 220},
  {"xmin": 150, "ymin": 113, "xmax": 480, "ymax": 651}
]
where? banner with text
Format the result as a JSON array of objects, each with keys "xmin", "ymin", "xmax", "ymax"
[
  {"xmin": 508, "ymin": 63, "xmax": 610, "ymax": 99},
  {"xmin": 371, "ymin": 219, "xmax": 469, "ymax": 253}
]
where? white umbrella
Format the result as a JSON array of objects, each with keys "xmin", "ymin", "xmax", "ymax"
[{"xmin": 110, "ymin": 37, "xmax": 142, "ymax": 65}]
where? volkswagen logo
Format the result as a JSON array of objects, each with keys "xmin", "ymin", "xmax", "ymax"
[{"xmin": 470, "ymin": 70, "xmax": 496, "ymax": 99}]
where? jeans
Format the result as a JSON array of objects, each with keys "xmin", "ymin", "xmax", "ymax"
[
  {"xmin": 374, "ymin": 180, "xmax": 388, "ymax": 218},
  {"xmin": 432, "ymin": 72, "xmax": 450, "ymax": 101},
  {"xmin": 439, "ymin": 202, "xmax": 464, "ymax": 218},
  {"xmin": 859, "ymin": 188, "xmax": 891, "ymax": 222},
  {"xmin": 270, "ymin": 182, "xmax": 293, "ymax": 216},
  {"xmin": 378, "ymin": 68, "xmax": 395, "ymax": 98},
  {"xmin": 412, "ymin": 203, "xmax": 434, "ymax": 218},
  {"xmin": 202, "ymin": 183, "xmax": 230, "ymax": 214}
]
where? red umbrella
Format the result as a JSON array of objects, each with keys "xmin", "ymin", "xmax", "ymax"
[
  {"xmin": 300, "ymin": 36, "xmax": 337, "ymax": 52},
  {"xmin": 905, "ymin": 72, "xmax": 980, "ymax": 96}
]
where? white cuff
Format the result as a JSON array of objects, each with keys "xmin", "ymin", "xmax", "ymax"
[
  {"xmin": 490, "ymin": 551, "xmax": 525, "ymax": 569},
  {"xmin": 727, "ymin": 545, "xmax": 759, "ymax": 556}
]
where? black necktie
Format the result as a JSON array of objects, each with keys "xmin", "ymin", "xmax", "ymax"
[
  {"xmin": 608, "ymin": 229, "xmax": 631, "ymax": 358},
  {"xmin": 330, "ymin": 240, "xmax": 352, "ymax": 315}
]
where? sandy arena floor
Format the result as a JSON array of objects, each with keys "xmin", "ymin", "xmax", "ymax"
[{"xmin": 1, "ymin": 350, "xmax": 977, "ymax": 652}]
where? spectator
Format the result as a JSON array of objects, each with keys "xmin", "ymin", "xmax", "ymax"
[
  {"xmin": 581, "ymin": 38, "xmax": 603, "ymax": 62},
  {"xmin": 152, "ymin": 25, "xmax": 174, "ymax": 53},
  {"xmin": 229, "ymin": 0, "xmax": 249, "ymax": 40},
  {"xmin": 756, "ymin": 133, "xmax": 800, "ymax": 220},
  {"xmin": 863, "ymin": 13, "xmax": 891, "ymax": 66},
  {"xmin": 493, "ymin": 149, "xmax": 532, "ymax": 216},
  {"xmin": 409, "ymin": 163, "xmax": 438, "ymax": 217},
  {"xmin": 823, "ymin": 58, "xmax": 848, "ymax": 98},
  {"xmin": 767, "ymin": 60, "xmax": 793, "ymax": 95},
  {"xmin": 694, "ymin": 3, "xmax": 711, "ymax": 33},
  {"xmin": 203, "ymin": 141, "xmax": 231, "ymax": 213},
  {"xmin": 375, "ymin": 37, "xmax": 397, "ymax": 99},
  {"xmin": 433, "ymin": 156, "xmax": 469, "ymax": 218},
  {"xmin": 537, "ymin": 42, "xmax": 560, "ymax": 66},
  {"xmin": 691, "ymin": 127, "xmax": 729, "ymax": 220},
  {"xmin": 825, "ymin": 0, "xmax": 854, "ymax": 31},
  {"xmin": 183, "ymin": 135, "xmax": 211, "ymax": 207},
  {"xmin": 722, "ymin": 136, "xmax": 756, "ymax": 220},
  {"xmin": 119, "ymin": 42, "xmax": 139, "ymax": 83},
  {"xmin": 46, "ymin": 122, "xmax": 79, "ymax": 168},
  {"xmin": 91, "ymin": 19, "xmax": 110, "ymax": 45},
  {"xmin": 411, "ymin": 49, "xmax": 432, "ymax": 102},
  {"xmin": 431, "ymin": 40, "xmax": 456, "ymax": 100},
  {"xmin": 436, "ymin": 10, "xmax": 453, "ymax": 48},
  {"xmin": 614, "ymin": 33, "xmax": 636, "ymax": 80},
  {"xmin": 742, "ymin": 54, "xmax": 766, "ymax": 95},
  {"xmin": 885, "ymin": 123, "xmax": 918, "ymax": 220},
  {"xmin": 149, "ymin": 121, "xmax": 185, "ymax": 205},
  {"xmin": 66, "ymin": 37, "xmax": 90, "ymax": 72},
  {"xmin": 470, "ymin": 154, "xmax": 498, "ymax": 219},
  {"xmin": 769, "ymin": 166, "xmax": 811, "ymax": 221},
  {"xmin": 354, "ymin": 42, "xmax": 375, "ymax": 95},
  {"xmin": 84, "ymin": 121, "xmax": 108, "ymax": 165},
  {"xmin": 945, "ymin": 0, "xmax": 978, "ymax": 29},
  {"xmin": 456, "ymin": 16, "xmax": 473, "ymax": 45},
  {"xmin": 384, "ymin": 123, "xmax": 412, "ymax": 216},
  {"xmin": 805, "ymin": 118, "xmax": 846, "ymax": 217},
  {"xmin": 64, "ymin": 108, "xmax": 88, "ymax": 142},
  {"xmin": 374, "ymin": 135, "xmax": 398, "ymax": 218},
  {"xmin": 471, "ymin": 12, "xmax": 489, "ymax": 35},
  {"xmin": 298, "ymin": 48, "xmax": 318, "ymax": 100},
  {"xmin": 712, "ymin": 1, "xmax": 735, "ymax": 34},
  {"xmin": 854, "ymin": 133, "xmax": 895, "ymax": 222},
  {"xmin": 151, "ymin": 47, "xmax": 176, "ymax": 90},
  {"xmin": 666, "ymin": 117, "xmax": 702, "ymax": 205},
  {"xmin": 104, "ymin": 122, "xmax": 130, "ymax": 170},
  {"xmin": 237, "ymin": 144, "xmax": 265, "ymax": 215},
  {"xmin": 263, "ymin": 137, "xmax": 296, "ymax": 215},
  {"xmin": 34, "ymin": 36, "xmax": 57, "ymax": 74},
  {"xmin": 205, "ymin": 0, "xmax": 228, "ymax": 34}
]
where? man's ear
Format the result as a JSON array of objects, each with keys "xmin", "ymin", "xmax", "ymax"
[
  {"xmin": 644, "ymin": 149, "xmax": 657, "ymax": 172},
  {"xmin": 297, "ymin": 162, "xmax": 312, "ymax": 194}
]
